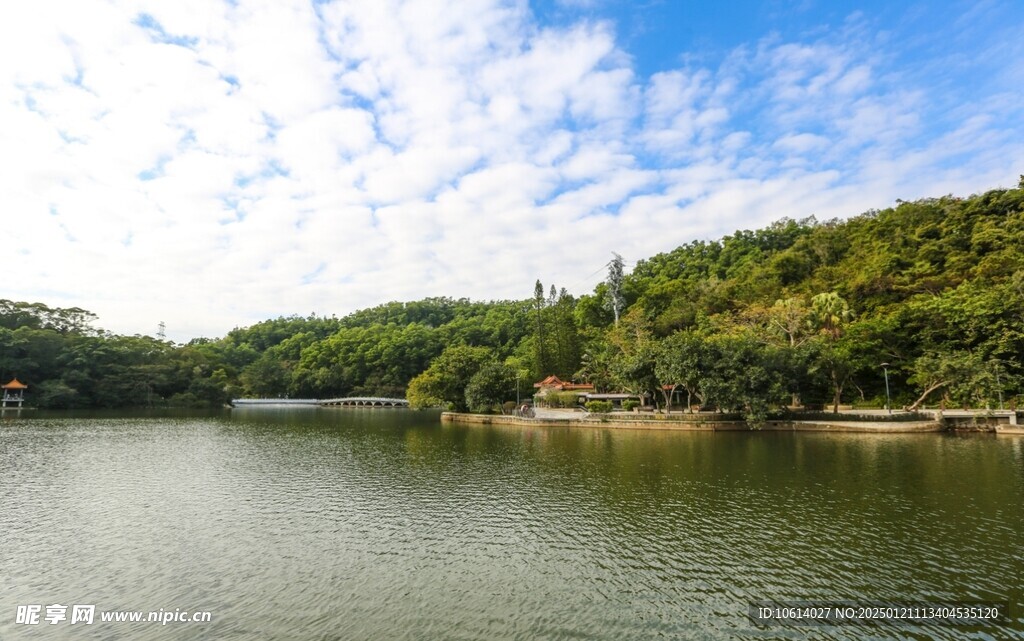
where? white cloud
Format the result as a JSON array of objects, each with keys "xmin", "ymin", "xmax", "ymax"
[
  {"xmin": 1, "ymin": 0, "xmax": 1021, "ymax": 340},
  {"xmin": 773, "ymin": 133, "xmax": 829, "ymax": 154}
]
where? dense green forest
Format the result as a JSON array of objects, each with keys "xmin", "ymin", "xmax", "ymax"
[{"xmin": 3, "ymin": 181, "xmax": 1022, "ymax": 420}]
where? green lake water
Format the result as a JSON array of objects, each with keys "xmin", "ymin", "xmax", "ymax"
[{"xmin": 1, "ymin": 408, "xmax": 1021, "ymax": 640}]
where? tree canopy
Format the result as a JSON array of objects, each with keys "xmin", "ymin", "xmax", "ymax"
[{"xmin": 3, "ymin": 184, "xmax": 1022, "ymax": 415}]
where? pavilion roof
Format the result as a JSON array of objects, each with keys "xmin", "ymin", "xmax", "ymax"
[
  {"xmin": 2, "ymin": 378, "xmax": 28, "ymax": 389},
  {"xmin": 533, "ymin": 375, "xmax": 594, "ymax": 391},
  {"xmin": 533, "ymin": 375, "xmax": 564, "ymax": 388}
]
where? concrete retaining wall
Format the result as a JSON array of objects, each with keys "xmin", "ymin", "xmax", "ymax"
[{"xmin": 440, "ymin": 412, "xmax": 945, "ymax": 433}]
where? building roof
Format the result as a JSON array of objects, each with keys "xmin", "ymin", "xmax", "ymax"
[
  {"xmin": 533, "ymin": 375, "xmax": 595, "ymax": 391},
  {"xmin": 533, "ymin": 375, "xmax": 564, "ymax": 388},
  {"xmin": 2, "ymin": 378, "xmax": 27, "ymax": 389}
]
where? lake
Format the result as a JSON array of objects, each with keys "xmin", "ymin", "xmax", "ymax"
[{"xmin": 1, "ymin": 408, "xmax": 1021, "ymax": 640}]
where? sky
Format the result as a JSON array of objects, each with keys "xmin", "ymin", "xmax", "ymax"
[{"xmin": 2, "ymin": 0, "xmax": 1022, "ymax": 341}]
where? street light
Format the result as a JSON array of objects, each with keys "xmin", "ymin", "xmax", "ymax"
[
  {"xmin": 994, "ymin": 362, "xmax": 1003, "ymax": 410},
  {"xmin": 880, "ymin": 362, "xmax": 891, "ymax": 414}
]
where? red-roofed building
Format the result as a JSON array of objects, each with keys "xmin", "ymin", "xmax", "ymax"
[
  {"xmin": 533, "ymin": 375, "xmax": 595, "ymax": 408},
  {"xmin": 533, "ymin": 375, "xmax": 594, "ymax": 392}
]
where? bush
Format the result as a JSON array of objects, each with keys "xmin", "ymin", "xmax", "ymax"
[
  {"xmin": 542, "ymin": 391, "xmax": 582, "ymax": 408},
  {"xmin": 622, "ymin": 400, "xmax": 640, "ymax": 411},
  {"xmin": 774, "ymin": 409, "xmax": 931, "ymax": 422},
  {"xmin": 168, "ymin": 392, "xmax": 203, "ymax": 408},
  {"xmin": 585, "ymin": 400, "xmax": 613, "ymax": 413}
]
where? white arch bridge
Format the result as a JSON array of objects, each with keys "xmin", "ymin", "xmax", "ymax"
[
  {"xmin": 232, "ymin": 397, "xmax": 409, "ymax": 408},
  {"xmin": 319, "ymin": 397, "xmax": 409, "ymax": 408}
]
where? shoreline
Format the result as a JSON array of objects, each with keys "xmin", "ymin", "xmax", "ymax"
[{"xmin": 441, "ymin": 412, "xmax": 950, "ymax": 433}]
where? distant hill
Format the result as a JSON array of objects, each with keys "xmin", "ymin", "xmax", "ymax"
[{"xmin": 3, "ymin": 180, "xmax": 1022, "ymax": 411}]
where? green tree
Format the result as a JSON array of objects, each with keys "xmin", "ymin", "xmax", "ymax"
[
  {"xmin": 654, "ymin": 330, "xmax": 707, "ymax": 412},
  {"xmin": 407, "ymin": 370, "xmax": 444, "ymax": 409},
  {"xmin": 551, "ymin": 288, "xmax": 581, "ymax": 378},
  {"xmin": 809, "ymin": 292, "xmax": 853, "ymax": 340},
  {"xmin": 464, "ymin": 362, "xmax": 516, "ymax": 413},
  {"xmin": 700, "ymin": 333, "xmax": 788, "ymax": 427},
  {"xmin": 240, "ymin": 353, "xmax": 292, "ymax": 397},
  {"xmin": 807, "ymin": 335, "xmax": 857, "ymax": 414},
  {"xmin": 808, "ymin": 292, "xmax": 855, "ymax": 412},
  {"xmin": 574, "ymin": 339, "xmax": 617, "ymax": 393},
  {"xmin": 770, "ymin": 297, "xmax": 810, "ymax": 347},
  {"xmin": 907, "ymin": 350, "xmax": 998, "ymax": 410},
  {"xmin": 35, "ymin": 379, "xmax": 80, "ymax": 408},
  {"xmin": 608, "ymin": 307, "xmax": 658, "ymax": 405},
  {"xmin": 406, "ymin": 345, "xmax": 491, "ymax": 411},
  {"xmin": 532, "ymin": 280, "xmax": 549, "ymax": 378}
]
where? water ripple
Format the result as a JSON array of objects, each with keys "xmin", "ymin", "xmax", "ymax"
[{"xmin": 0, "ymin": 415, "xmax": 1020, "ymax": 640}]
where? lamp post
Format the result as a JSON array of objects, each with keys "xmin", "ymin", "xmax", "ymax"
[
  {"xmin": 880, "ymin": 362, "xmax": 891, "ymax": 414},
  {"xmin": 516, "ymin": 372, "xmax": 521, "ymax": 408},
  {"xmin": 994, "ymin": 363, "xmax": 1003, "ymax": 410}
]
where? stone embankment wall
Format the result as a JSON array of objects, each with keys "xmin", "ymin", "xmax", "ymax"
[{"xmin": 440, "ymin": 412, "xmax": 945, "ymax": 433}]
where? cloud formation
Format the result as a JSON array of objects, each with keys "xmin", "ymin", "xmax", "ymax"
[{"xmin": 1, "ymin": 0, "xmax": 1021, "ymax": 339}]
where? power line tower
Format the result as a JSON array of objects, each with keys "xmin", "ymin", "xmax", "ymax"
[
  {"xmin": 605, "ymin": 253, "xmax": 625, "ymax": 326},
  {"xmin": 157, "ymin": 321, "xmax": 166, "ymax": 340}
]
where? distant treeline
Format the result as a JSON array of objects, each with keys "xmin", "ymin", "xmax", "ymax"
[{"xmin": 3, "ymin": 180, "xmax": 1022, "ymax": 418}]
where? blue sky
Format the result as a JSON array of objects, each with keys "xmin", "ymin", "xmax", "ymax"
[{"xmin": 0, "ymin": 0, "xmax": 1021, "ymax": 340}]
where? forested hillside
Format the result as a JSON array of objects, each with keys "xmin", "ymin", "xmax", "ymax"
[{"xmin": 3, "ymin": 181, "xmax": 1022, "ymax": 415}]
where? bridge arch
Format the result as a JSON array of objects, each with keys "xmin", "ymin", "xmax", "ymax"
[{"xmin": 317, "ymin": 397, "xmax": 410, "ymax": 408}]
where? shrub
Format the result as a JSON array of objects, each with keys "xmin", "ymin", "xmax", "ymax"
[
  {"xmin": 776, "ymin": 409, "xmax": 931, "ymax": 422},
  {"xmin": 622, "ymin": 399, "xmax": 640, "ymax": 411},
  {"xmin": 545, "ymin": 391, "xmax": 583, "ymax": 408},
  {"xmin": 585, "ymin": 400, "xmax": 613, "ymax": 413}
]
